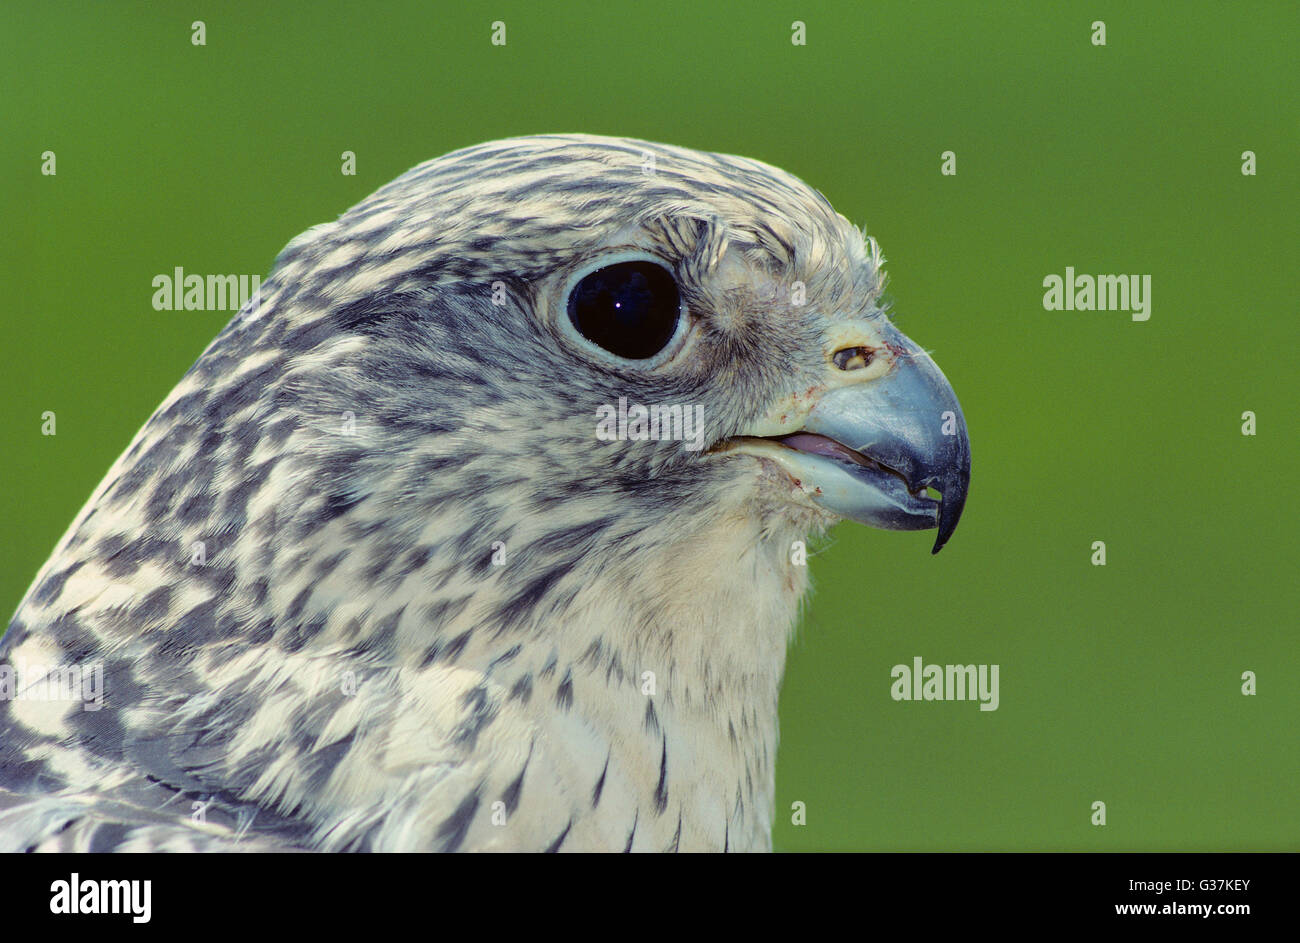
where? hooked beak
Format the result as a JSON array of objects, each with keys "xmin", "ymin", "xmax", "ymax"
[{"xmin": 725, "ymin": 327, "xmax": 971, "ymax": 553}]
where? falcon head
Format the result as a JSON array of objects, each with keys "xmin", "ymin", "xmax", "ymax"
[
  {"xmin": 244, "ymin": 134, "xmax": 969, "ymax": 566},
  {"xmin": 2, "ymin": 134, "xmax": 971, "ymax": 852}
]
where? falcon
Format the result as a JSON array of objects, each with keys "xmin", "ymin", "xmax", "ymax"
[{"xmin": 0, "ymin": 135, "xmax": 970, "ymax": 851}]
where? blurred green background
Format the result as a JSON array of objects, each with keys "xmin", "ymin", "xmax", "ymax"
[{"xmin": 2, "ymin": 1, "xmax": 1295, "ymax": 850}]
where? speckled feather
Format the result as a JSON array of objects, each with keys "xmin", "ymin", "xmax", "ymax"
[{"xmin": 1, "ymin": 134, "xmax": 892, "ymax": 852}]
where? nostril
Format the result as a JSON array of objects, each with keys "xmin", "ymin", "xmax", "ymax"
[{"xmin": 832, "ymin": 346, "xmax": 875, "ymax": 371}]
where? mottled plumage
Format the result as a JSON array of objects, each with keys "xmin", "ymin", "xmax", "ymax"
[{"xmin": 0, "ymin": 135, "xmax": 968, "ymax": 851}]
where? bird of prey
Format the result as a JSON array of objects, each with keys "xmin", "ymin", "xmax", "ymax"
[{"xmin": 0, "ymin": 134, "xmax": 969, "ymax": 852}]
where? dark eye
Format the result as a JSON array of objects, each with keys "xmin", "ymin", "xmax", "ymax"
[{"xmin": 567, "ymin": 260, "xmax": 681, "ymax": 360}]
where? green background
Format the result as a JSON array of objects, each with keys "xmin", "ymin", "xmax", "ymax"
[{"xmin": 2, "ymin": 1, "xmax": 1295, "ymax": 850}]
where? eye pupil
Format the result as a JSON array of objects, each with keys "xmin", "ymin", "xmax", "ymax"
[{"xmin": 567, "ymin": 260, "xmax": 680, "ymax": 360}]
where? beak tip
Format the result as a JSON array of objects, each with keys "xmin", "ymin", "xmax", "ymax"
[
  {"xmin": 929, "ymin": 471, "xmax": 969, "ymax": 555},
  {"xmin": 930, "ymin": 527, "xmax": 953, "ymax": 554}
]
